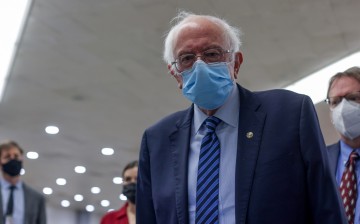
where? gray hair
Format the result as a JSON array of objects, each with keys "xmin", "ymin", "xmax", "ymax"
[{"xmin": 163, "ymin": 11, "xmax": 242, "ymax": 64}]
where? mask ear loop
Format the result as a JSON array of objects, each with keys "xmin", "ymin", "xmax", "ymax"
[
  {"xmin": 167, "ymin": 64, "xmax": 183, "ymax": 89},
  {"xmin": 224, "ymin": 53, "xmax": 238, "ymax": 80}
]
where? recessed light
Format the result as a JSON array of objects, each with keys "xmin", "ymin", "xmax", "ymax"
[
  {"xmin": 61, "ymin": 200, "xmax": 70, "ymax": 207},
  {"xmin": 119, "ymin": 194, "xmax": 127, "ymax": 201},
  {"xmin": 113, "ymin": 177, "xmax": 123, "ymax": 184},
  {"xmin": 86, "ymin": 205, "xmax": 95, "ymax": 212},
  {"xmin": 45, "ymin": 126, "xmax": 59, "ymax": 134},
  {"xmin": 74, "ymin": 194, "xmax": 84, "ymax": 202},
  {"xmin": 101, "ymin": 148, "xmax": 114, "ymax": 156},
  {"xmin": 56, "ymin": 178, "xmax": 66, "ymax": 186},
  {"xmin": 101, "ymin": 200, "xmax": 110, "ymax": 207},
  {"xmin": 20, "ymin": 168, "xmax": 25, "ymax": 175},
  {"xmin": 74, "ymin": 166, "xmax": 86, "ymax": 174},
  {"xmin": 26, "ymin": 151, "xmax": 39, "ymax": 159},
  {"xmin": 43, "ymin": 187, "xmax": 53, "ymax": 195},
  {"xmin": 91, "ymin": 187, "xmax": 101, "ymax": 194}
]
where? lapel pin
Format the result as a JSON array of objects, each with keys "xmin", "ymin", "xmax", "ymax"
[{"xmin": 246, "ymin": 132, "xmax": 254, "ymax": 139}]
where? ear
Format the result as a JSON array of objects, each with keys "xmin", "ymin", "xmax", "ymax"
[
  {"xmin": 167, "ymin": 64, "xmax": 183, "ymax": 89},
  {"xmin": 233, "ymin": 52, "xmax": 243, "ymax": 79}
]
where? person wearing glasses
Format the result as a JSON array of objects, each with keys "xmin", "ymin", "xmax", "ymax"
[
  {"xmin": 326, "ymin": 67, "xmax": 360, "ymax": 224},
  {"xmin": 136, "ymin": 11, "xmax": 346, "ymax": 224}
]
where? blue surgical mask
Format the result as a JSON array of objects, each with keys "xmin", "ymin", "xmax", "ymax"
[{"xmin": 181, "ymin": 60, "xmax": 234, "ymax": 110}]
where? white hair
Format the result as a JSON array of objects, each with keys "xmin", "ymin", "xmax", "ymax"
[{"xmin": 163, "ymin": 11, "xmax": 242, "ymax": 64}]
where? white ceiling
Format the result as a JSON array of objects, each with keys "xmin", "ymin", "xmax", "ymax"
[{"xmin": 0, "ymin": 0, "xmax": 359, "ymax": 216}]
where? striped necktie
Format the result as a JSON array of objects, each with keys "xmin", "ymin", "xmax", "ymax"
[
  {"xmin": 340, "ymin": 151, "xmax": 359, "ymax": 224},
  {"xmin": 196, "ymin": 116, "xmax": 221, "ymax": 224}
]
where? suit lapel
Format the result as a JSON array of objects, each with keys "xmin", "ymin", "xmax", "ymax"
[
  {"xmin": 235, "ymin": 86, "xmax": 266, "ymax": 224},
  {"xmin": 169, "ymin": 106, "xmax": 193, "ymax": 224},
  {"xmin": 327, "ymin": 142, "xmax": 341, "ymax": 176}
]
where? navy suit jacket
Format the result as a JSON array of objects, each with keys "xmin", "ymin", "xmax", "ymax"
[{"xmin": 137, "ymin": 84, "xmax": 347, "ymax": 224}]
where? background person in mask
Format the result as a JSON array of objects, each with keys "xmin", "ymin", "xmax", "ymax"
[
  {"xmin": 326, "ymin": 67, "xmax": 360, "ymax": 224},
  {"xmin": 0, "ymin": 140, "xmax": 46, "ymax": 224},
  {"xmin": 136, "ymin": 11, "xmax": 347, "ymax": 224},
  {"xmin": 101, "ymin": 160, "xmax": 138, "ymax": 224}
]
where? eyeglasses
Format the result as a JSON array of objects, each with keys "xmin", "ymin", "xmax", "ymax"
[
  {"xmin": 171, "ymin": 48, "xmax": 232, "ymax": 72},
  {"xmin": 325, "ymin": 91, "xmax": 360, "ymax": 108}
]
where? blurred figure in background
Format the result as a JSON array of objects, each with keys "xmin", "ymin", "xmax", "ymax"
[
  {"xmin": 100, "ymin": 160, "xmax": 138, "ymax": 224},
  {"xmin": 0, "ymin": 140, "xmax": 46, "ymax": 224},
  {"xmin": 326, "ymin": 67, "xmax": 360, "ymax": 224}
]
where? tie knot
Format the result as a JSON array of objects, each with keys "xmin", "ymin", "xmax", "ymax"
[
  {"xmin": 204, "ymin": 116, "xmax": 221, "ymax": 133},
  {"xmin": 347, "ymin": 151, "xmax": 359, "ymax": 166},
  {"xmin": 9, "ymin": 185, "xmax": 16, "ymax": 191}
]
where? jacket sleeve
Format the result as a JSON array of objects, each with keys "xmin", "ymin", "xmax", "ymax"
[
  {"xmin": 136, "ymin": 131, "xmax": 157, "ymax": 224},
  {"xmin": 299, "ymin": 95, "xmax": 347, "ymax": 223}
]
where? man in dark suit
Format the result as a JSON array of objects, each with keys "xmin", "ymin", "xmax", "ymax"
[
  {"xmin": 137, "ymin": 11, "xmax": 346, "ymax": 224},
  {"xmin": 326, "ymin": 67, "xmax": 360, "ymax": 224},
  {"xmin": 0, "ymin": 140, "xmax": 46, "ymax": 224}
]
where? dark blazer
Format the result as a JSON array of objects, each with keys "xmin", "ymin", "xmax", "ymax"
[
  {"xmin": 137, "ymin": 84, "xmax": 347, "ymax": 224},
  {"xmin": 0, "ymin": 182, "xmax": 46, "ymax": 224},
  {"xmin": 327, "ymin": 142, "xmax": 341, "ymax": 176}
]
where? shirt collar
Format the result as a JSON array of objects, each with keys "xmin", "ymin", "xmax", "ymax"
[
  {"xmin": 340, "ymin": 140, "xmax": 360, "ymax": 164},
  {"xmin": 193, "ymin": 84, "xmax": 239, "ymax": 133},
  {"xmin": 0, "ymin": 178, "xmax": 23, "ymax": 190}
]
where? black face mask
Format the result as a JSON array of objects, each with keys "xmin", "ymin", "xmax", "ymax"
[
  {"xmin": 123, "ymin": 183, "xmax": 136, "ymax": 204},
  {"xmin": 2, "ymin": 159, "xmax": 22, "ymax": 177}
]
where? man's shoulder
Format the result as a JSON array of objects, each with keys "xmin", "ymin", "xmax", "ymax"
[
  {"xmin": 146, "ymin": 107, "xmax": 191, "ymax": 132},
  {"xmin": 23, "ymin": 182, "xmax": 45, "ymax": 199},
  {"xmin": 249, "ymin": 88, "xmax": 310, "ymax": 112},
  {"xmin": 254, "ymin": 89, "xmax": 307, "ymax": 102}
]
